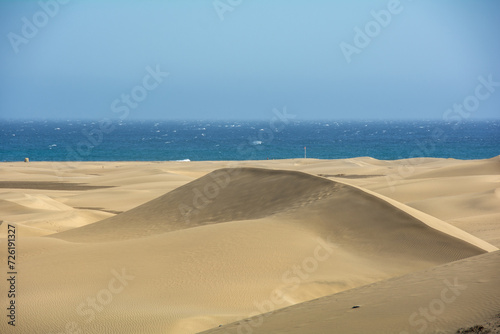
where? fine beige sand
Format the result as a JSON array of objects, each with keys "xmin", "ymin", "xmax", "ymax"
[{"xmin": 0, "ymin": 157, "xmax": 498, "ymax": 334}]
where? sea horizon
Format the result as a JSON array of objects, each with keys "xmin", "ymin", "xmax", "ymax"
[{"xmin": 1, "ymin": 119, "xmax": 498, "ymax": 162}]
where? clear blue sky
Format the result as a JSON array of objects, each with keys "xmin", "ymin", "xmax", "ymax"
[{"xmin": 1, "ymin": 0, "xmax": 499, "ymax": 120}]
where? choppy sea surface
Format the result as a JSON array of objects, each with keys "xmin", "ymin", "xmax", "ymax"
[{"xmin": 0, "ymin": 120, "xmax": 498, "ymax": 162}]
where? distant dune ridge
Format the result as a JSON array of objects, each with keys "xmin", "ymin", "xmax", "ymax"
[{"xmin": 0, "ymin": 159, "xmax": 498, "ymax": 334}]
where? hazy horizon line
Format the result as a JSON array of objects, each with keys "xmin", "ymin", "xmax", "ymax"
[{"xmin": 1, "ymin": 117, "xmax": 499, "ymax": 122}]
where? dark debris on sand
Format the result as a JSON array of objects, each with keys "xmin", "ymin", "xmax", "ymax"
[{"xmin": 456, "ymin": 314, "xmax": 500, "ymax": 334}]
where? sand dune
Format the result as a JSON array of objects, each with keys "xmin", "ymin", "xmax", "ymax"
[
  {"xmin": 201, "ymin": 250, "xmax": 500, "ymax": 334},
  {"xmin": 52, "ymin": 167, "xmax": 495, "ymax": 253},
  {"xmin": 53, "ymin": 168, "xmax": 345, "ymax": 241},
  {"xmin": 405, "ymin": 155, "xmax": 500, "ymax": 179},
  {"xmin": 0, "ymin": 159, "xmax": 498, "ymax": 334},
  {"xmin": 0, "ymin": 192, "xmax": 114, "ymax": 237}
]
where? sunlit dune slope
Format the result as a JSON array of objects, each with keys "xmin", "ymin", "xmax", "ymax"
[{"xmin": 200, "ymin": 251, "xmax": 500, "ymax": 334}]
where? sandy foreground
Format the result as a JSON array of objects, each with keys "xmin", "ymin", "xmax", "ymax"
[{"xmin": 0, "ymin": 157, "xmax": 499, "ymax": 334}]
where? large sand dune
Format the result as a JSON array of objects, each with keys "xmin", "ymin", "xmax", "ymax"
[{"xmin": 0, "ymin": 158, "xmax": 498, "ymax": 334}]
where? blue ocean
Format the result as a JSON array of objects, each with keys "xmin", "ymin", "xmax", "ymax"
[{"xmin": 0, "ymin": 120, "xmax": 498, "ymax": 162}]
